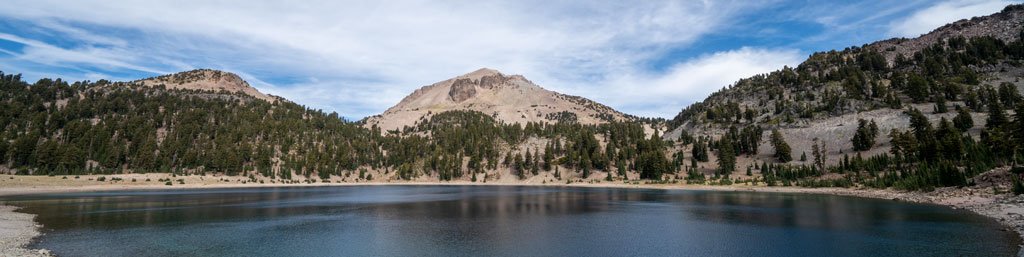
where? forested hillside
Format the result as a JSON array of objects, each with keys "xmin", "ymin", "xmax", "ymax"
[
  {"xmin": 666, "ymin": 5, "xmax": 1024, "ymax": 190},
  {"xmin": 0, "ymin": 73, "xmax": 670, "ymax": 182}
]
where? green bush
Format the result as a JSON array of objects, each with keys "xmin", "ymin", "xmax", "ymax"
[{"xmin": 1012, "ymin": 175, "xmax": 1024, "ymax": 195}]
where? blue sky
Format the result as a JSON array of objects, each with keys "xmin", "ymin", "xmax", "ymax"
[{"xmin": 0, "ymin": 0, "xmax": 1018, "ymax": 119}]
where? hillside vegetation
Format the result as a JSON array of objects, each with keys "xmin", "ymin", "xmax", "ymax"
[
  {"xmin": 667, "ymin": 5, "xmax": 1024, "ymax": 190},
  {"xmin": 2, "ymin": 5, "xmax": 1024, "ymax": 192},
  {"xmin": 0, "ymin": 76, "xmax": 669, "ymax": 183}
]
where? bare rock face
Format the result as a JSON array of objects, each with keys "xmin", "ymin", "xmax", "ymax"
[
  {"xmin": 479, "ymin": 74, "xmax": 511, "ymax": 89},
  {"xmin": 134, "ymin": 69, "xmax": 276, "ymax": 102},
  {"xmin": 448, "ymin": 78, "xmax": 478, "ymax": 102},
  {"xmin": 365, "ymin": 68, "xmax": 630, "ymax": 131}
]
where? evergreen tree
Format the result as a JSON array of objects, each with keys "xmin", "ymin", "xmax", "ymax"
[
  {"xmin": 953, "ymin": 106, "xmax": 974, "ymax": 132},
  {"xmin": 770, "ymin": 129, "xmax": 792, "ymax": 162},
  {"xmin": 542, "ymin": 144, "xmax": 554, "ymax": 171},
  {"xmin": 987, "ymin": 99, "xmax": 1008, "ymax": 129},
  {"xmin": 852, "ymin": 119, "xmax": 879, "ymax": 151},
  {"xmin": 812, "ymin": 138, "xmax": 825, "ymax": 170},
  {"xmin": 692, "ymin": 139, "xmax": 709, "ymax": 162},
  {"xmin": 1013, "ymin": 103, "xmax": 1024, "ymax": 159},
  {"xmin": 906, "ymin": 74, "xmax": 930, "ymax": 103},
  {"xmin": 716, "ymin": 136, "xmax": 736, "ymax": 175}
]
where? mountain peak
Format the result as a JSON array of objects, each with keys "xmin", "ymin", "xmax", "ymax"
[
  {"xmin": 135, "ymin": 69, "xmax": 275, "ymax": 102},
  {"xmin": 463, "ymin": 67, "xmax": 502, "ymax": 78},
  {"xmin": 365, "ymin": 69, "xmax": 628, "ymax": 131}
]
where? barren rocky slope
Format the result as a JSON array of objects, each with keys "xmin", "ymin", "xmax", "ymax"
[
  {"xmin": 869, "ymin": 4, "xmax": 1024, "ymax": 63},
  {"xmin": 364, "ymin": 68, "xmax": 630, "ymax": 131},
  {"xmin": 135, "ymin": 69, "xmax": 277, "ymax": 102}
]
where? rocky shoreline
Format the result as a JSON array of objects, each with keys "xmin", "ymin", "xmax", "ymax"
[{"xmin": 0, "ymin": 205, "xmax": 50, "ymax": 257}]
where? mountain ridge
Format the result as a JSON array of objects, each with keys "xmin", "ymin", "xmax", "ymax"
[
  {"xmin": 365, "ymin": 68, "xmax": 630, "ymax": 131},
  {"xmin": 134, "ymin": 69, "xmax": 278, "ymax": 102},
  {"xmin": 868, "ymin": 4, "xmax": 1024, "ymax": 64},
  {"xmin": 668, "ymin": 3, "xmax": 1024, "ymax": 136}
]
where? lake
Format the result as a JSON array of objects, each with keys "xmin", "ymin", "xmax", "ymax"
[{"xmin": 2, "ymin": 186, "xmax": 1019, "ymax": 257}]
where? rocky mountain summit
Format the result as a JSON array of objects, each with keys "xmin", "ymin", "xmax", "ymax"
[
  {"xmin": 365, "ymin": 68, "xmax": 630, "ymax": 131},
  {"xmin": 135, "ymin": 69, "xmax": 276, "ymax": 102},
  {"xmin": 869, "ymin": 4, "xmax": 1024, "ymax": 64}
]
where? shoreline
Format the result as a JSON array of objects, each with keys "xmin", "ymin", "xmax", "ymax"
[
  {"xmin": 1, "ymin": 175, "xmax": 1022, "ymax": 256},
  {"xmin": 0, "ymin": 205, "xmax": 49, "ymax": 257}
]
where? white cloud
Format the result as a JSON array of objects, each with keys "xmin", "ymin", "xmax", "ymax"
[
  {"xmin": 0, "ymin": 0, "xmax": 778, "ymax": 118},
  {"xmin": 0, "ymin": 32, "xmax": 168, "ymax": 74},
  {"xmin": 888, "ymin": 0, "xmax": 1014, "ymax": 38},
  {"xmin": 574, "ymin": 47, "xmax": 804, "ymax": 118}
]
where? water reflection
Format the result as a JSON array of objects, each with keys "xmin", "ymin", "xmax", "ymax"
[{"xmin": 1, "ymin": 186, "xmax": 1017, "ymax": 257}]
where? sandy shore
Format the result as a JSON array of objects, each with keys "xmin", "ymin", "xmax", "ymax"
[{"xmin": 1, "ymin": 173, "xmax": 1022, "ymax": 256}]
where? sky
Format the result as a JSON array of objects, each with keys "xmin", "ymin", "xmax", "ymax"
[{"xmin": 0, "ymin": 0, "xmax": 1018, "ymax": 120}]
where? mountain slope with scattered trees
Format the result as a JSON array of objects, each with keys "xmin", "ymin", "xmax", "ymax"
[
  {"xmin": 0, "ymin": 70, "xmax": 671, "ymax": 183},
  {"xmin": 665, "ymin": 4, "xmax": 1024, "ymax": 190}
]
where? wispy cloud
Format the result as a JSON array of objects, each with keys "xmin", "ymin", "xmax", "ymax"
[
  {"xmin": 0, "ymin": 32, "xmax": 168, "ymax": 74},
  {"xmin": 0, "ymin": 0, "xmax": 1017, "ymax": 118},
  {"xmin": 1, "ymin": 0, "xmax": 761, "ymax": 118},
  {"xmin": 888, "ymin": 0, "xmax": 1015, "ymax": 37}
]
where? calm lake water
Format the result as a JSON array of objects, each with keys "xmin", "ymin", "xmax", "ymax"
[{"xmin": 2, "ymin": 186, "xmax": 1019, "ymax": 257}]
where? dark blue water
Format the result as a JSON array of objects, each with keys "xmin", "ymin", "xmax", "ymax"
[{"xmin": 2, "ymin": 186, "xmax": 1019, "ymax": 257}]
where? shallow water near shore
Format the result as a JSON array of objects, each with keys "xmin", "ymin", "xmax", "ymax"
[{"xmin": 2, "ymin": 185, "xmax": 1019, "ymax": 257}]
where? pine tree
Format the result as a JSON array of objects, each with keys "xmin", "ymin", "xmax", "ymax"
[
  {"xmin": 716, "ymin": 136, "xmax": 736, "ymax": 175},
  {"xmin": 542, "ymin": 144, "xmax": 554, "ymax": 171},
  {"xmin": 1014, "ymin": 103, "xmax": 1024, "ymax": 148},
  {"xmin": 692, "ymin": 139, "xmax": 709, "ymax": 162},
  {"xmin": 770, "ymin": 129, "xmax": 792, "ymax": 162},
  {"xmin": 812, "ymin": 138, "xmax": 825, "ymax": 170},
  {"xmin": 953, "ymin": 106, "xmax": 974, "ymax": 132},
  {"xmin": 906, "ymin": 108, "xmax": 937, "ymax": 161},
  {"xmin": 987, "ymin": 99, "xmax": 1008, "ymax": 129},
  {"xmin": 852, "ymin": 119, "xmax": 879, "ymax": 151},
  {"xmin": 906, "ymin": 74, "xmax": 930, "ymax": 103},
  {"xmin": 514, "ymin": 153, "xmax": 525, "ymax": 179}
]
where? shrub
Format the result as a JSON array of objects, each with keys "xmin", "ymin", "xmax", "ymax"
[
  {"xmin": 1012, "ymin": 175, "xmax": 1024, "ymax": 195},
  {"xmin": 96, "ymin": 176, "xmax": 106, "ymax": 182}
]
